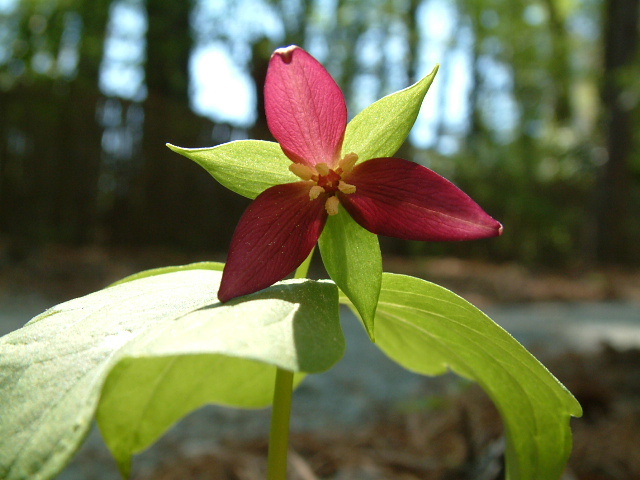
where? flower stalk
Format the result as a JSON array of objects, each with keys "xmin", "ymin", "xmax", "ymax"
[
  {"xmin": 266, "ymin": 367, "xmax": 294, "ymax": 480},
  {"xmin": 266, "ymin": 250, "xmax": 314, "ymax": 479}
]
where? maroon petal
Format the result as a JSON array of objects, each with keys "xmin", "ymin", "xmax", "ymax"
[
  {"xmin": 340, "ymin": 158, "xmax": 503, "ymax": 241},
  {"xmin": 218, "ymin": 182, "xmax": 328, "ymax": 302},
  {"xmin": 265, "ymin": 45, "xmax": 347, "ymax": 168}
]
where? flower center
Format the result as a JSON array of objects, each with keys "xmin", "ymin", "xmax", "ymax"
[
  {"xmin": 316, "ymin": 168, "xmax": 342, "ymax": 192},
  {"xmin": 289, "ymin": 153, "xmax": 358, "ymax": 215}
]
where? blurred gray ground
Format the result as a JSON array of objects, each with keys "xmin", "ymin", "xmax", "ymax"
[{"xmin": 1, "ymin": 293, "xmax": 639, "ymax": 479}]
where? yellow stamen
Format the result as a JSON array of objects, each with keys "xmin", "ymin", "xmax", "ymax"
[
  {"xmin": 325, "ymin": 196, "xmax": 340, "ymax": 215},
  {"xmin": 316, "ymin": 162, "xmax": 330, "ymax": 176},
  {"xmin": 289, "ymin": 163, "xmax": 315, "ymax": 180},
  {"xmin": 309, "ymin": 185, "xmax": 325, "ymax": 200},
  {"xmin": 340, "ymin": 152, "xmax": 359, "ymax": 174},
  {"xmin": 338, "ymin": 181, "xmax": 356, "ymax": 194}
]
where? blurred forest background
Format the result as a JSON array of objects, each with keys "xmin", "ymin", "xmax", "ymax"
[{"xmin": 1, "ymin": 0, "xmax": 639, "ymax": 268}]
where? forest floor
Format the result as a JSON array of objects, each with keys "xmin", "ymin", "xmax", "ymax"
[{"xmin": 1, "ymin": 244, "xmax": 640, "ymax": 480}]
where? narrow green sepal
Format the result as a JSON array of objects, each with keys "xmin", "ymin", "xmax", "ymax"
[
  {"xmin": 167, "ymin": 140, "xmax": 298, "ymax": 199},
  {"xmin": 342, "ymin": 65, "xmax": 439, "ymax": 162},
  {"xmin": 319, "ymin": 208, "xmax": 382, "ymax": 339}
]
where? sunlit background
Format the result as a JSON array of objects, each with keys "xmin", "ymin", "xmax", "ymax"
[{"xmin": 0, "ymin": 0, "xmax": 638, "ymax": 265}]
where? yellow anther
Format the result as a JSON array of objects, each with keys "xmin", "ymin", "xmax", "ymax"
[
  {"xmin": 325, "ymin": 196, "xmax": 340, "ymax": 215},
  {"xmin": 289, "ymin": 163, "xmax": 315, "ymax": 180},
  {"xmin": 340, "ymin": 152, "xmax": 359, "ymax": 173},
  {"xmin": 309, "ymin": 185, "xmax": 325, "ymax": 200},
  {"xmin": 316, "ymin": 162, "xmax": 330, "ymax": 176},
  {"xmin": 338, "ymin": 181, "xmax": 356, "ymax": 194}
]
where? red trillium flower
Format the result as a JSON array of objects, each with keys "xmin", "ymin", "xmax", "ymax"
[{"xmin": 218, "ymin": 46, "xmax": 502, "ymax": 302}]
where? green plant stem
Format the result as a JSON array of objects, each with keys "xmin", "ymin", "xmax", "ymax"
[
  {"xmin": 266, "ymin": 249, "xmax": 314, "ymax": 480},
  {"xmin": 267, "ymin": 368, "xmax": 294, "ymax": 480}
]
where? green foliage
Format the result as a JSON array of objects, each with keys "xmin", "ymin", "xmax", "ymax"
[
  {"xmin": 0, "ymin": 264, "xmax": 581, "ymax": 480},
  {"xmin": 0, "ymin": 269, "xmax": 343, "ymax": 480},
  {"xmin": 167, "ymin": 141, "xmax": 298, "ymax": 200},
  {"xmin": 108, "ymin": 261, "xmax": 225, "ymax": 286},
  {"xmin": 319, "ymin": 208, "xmax": 382, "ymax": 337},
  {"xmin": 342, "ymin": 65, "xmax": 438, "ymax": 162},
  {"xmin": 341, "ymin": 273, "xmax": 582, "ymax": 480}
]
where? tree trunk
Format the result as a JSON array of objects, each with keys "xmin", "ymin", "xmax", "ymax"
[
  {"xmin": 0, "ymin": 1, "xmax": 108, "ymax": 248},
  {"xmin": 119, "ymin": 0, "xmax": 245, "ymax": 251},
  {"xmin": 60, "ymin": 0, "xmax": 111, "ymax": 244},
  {"xmin": 596, "ymin": 0, "xmax": 639, "ymax": 263}
]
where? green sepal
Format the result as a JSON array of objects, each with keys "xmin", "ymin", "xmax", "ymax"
[
  {"xmin": 342, "ymin": 65, "xmax": 438, "ymax": 162},
  {"xmin": 167, "ymin": 140, "xmax": 298, "ymax": 199},
  {"xmin": 340, "ymin": 272, "xmax": 582, "ymax": 480},
  {"xmin": 318, "ymin": 208, "xmax": 381, "ymax": 339}
]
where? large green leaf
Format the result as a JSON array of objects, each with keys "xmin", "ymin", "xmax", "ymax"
[
  {"xmin": 342, "ymin": 65, "xmax": 438, "ymax": 162},
  {"xmin": 341, "ymin": 273, "xmax": 581, "ymax": 480},
  {"xmin": 0, "ymin": 269, "xmax": 342, "ymax": 480},
  {"xmin": 108, "ymin": 261, "xmax": 225, "ymax": 286},
  {"xmin": 167, "ymin": 140, "xmax": 298, "ymax": 199},
  {"xmin": 318, "ymin": 208, "xmax": 381, "ymax": 338}
]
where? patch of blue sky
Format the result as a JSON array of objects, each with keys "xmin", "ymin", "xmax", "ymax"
[
  {"xmin": 0, "ymin": 0, "xmax": 17, "ymax": 13},
  {"xmin": 99, "ymin": 0, "xmax": 147, "ymax": 101},
  {"xmin": 189, "ymin": 0, "xmax": 283, "ymax": 126},
  {"xmin": 0, "ymin": 0, "xmax": 19, "ymax": 66},
  {"xmin": 411, "ymin": 0, "xmax": 470, "ymax": 149},
  {"xmin": 478, "ymin": 54, "xmax": 519, "ymax": 141},
  {"xmin": 190, "ymin": 42, "xmax": 256, "ymax": 126}
]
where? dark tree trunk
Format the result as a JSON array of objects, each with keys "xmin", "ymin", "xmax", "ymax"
[
  {"xmin": 248, "ymin": 39, "xmax": 272, "ymax": 142},
  {"xmin": 59, "ymin": 0, "xmax": 111, "ymax": 244},
  {"xmin": 0, "ymin": 1, "xmax": 109, "ymax": 248},
  {"xmin": 596, "ymin": 0, "xmax": 639, "ymax": 263},
  {"xmin": 118, "ymin": 0, "xmax": 246, "ymax": 251},
  {"xmin": 129, "ymin": 0, "xmax": 196, "ymax": 246},
  {"xmin": 542, "ymin": 0, "xmax": 572, "ymax": 123}
]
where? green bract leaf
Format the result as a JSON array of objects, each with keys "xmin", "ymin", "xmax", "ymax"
[
  {"xmin": 0, "ymin": 269, "xmax": 343, "ymax": 480},
  {"xmin": 318, "ymin": 208, "xmax": 381, "ymax": 338},
  {"xmin": 108, "ymin": 261, "xmax": 224, "ymax": 287},
  {"xmin": 167, "ymin": 140, "xmax": 298, "ymax": 199},
  {"xmin": 341, "ymin": 273, "xmax": 582, "ymax": 480},
  {"xmin": 342, "ymin": 65, "xmax": 438, "ymax": 162}
]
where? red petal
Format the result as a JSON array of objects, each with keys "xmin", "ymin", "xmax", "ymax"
[
  {"xmin": 340, "ymin": 158, "xmax": 503, "ymax": 241},
  {"xmin": 265, "ymin": 46, "xmax": 347, "ymax": 168},
  {"xmin": 218, "ymin": 182, "xmax": 328, "ymax": 302}
]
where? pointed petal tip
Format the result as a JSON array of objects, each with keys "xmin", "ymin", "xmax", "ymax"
[
  {"xmin": 480, "ymin": 218, "xmax": 504, "ymax": 239},
  {"xmin": 217, "ymin": 267, "xmax": 265, "ymax": 304},
  {"xmin": 342, "ymin": 158, "xmax": 505, "ymax": 242},
  {"xmin": 217, "ymin": 283, "xmax": 239, "ymax": 303},
  {"xmin": 217, "ymin": 182, "xmax": 328, "ymax": 304},
  {"xmin": 272, "ymin": 45, "xmax": 300, "ymax": 63},
  {"xmin": 477, "ymin": 218, "xmax": 503, "ymax": 240}
]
